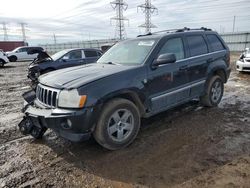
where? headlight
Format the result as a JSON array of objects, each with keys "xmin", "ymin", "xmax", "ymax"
[{"xmin": 58, "ymin": 89, "xmax": 87, "ymax": 108}]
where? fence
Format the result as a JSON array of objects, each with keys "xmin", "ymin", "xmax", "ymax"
[
  {"xmin": 40, "ymin": 32, "xmax": 250, "ymax": 54},
  {"xmin": 40, "ymin": 39, "xmax": 118, "ymax": 54},
  {"xmin": 220, "ymin": 32, "xmax": 250, "ymax": 52}
]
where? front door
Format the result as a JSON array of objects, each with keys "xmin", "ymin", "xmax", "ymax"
[
  {"xmin": 59, "ymin": 50, "xmax": 85, "ymax": 68},
  {"xmin": 146, "ymin": 37, "xmax": 190, "ymax": 113}
]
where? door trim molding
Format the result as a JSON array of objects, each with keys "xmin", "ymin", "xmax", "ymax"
[{"xmin": 151, "ymin": 79, "xmax": 206, "ymax": 102}]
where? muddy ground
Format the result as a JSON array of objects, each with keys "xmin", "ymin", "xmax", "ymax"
[{"xmin": 0, "ymin": 54, "xmax": 250, "ymax": 188}]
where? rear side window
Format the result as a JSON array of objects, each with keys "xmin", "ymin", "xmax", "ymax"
[
  {"xmin": 207, "ymin": 34, "xmax": 225, "ymax": 51},
  {"xmin": 187, "ymin": 35, "xmax": 208, "ymax": 56},
  {"xmin": 158, "ymin": 38, "xmax": 185, "ymax": 60},
  {"xmin": 85, "ymin": 50, "xmax": 98, "ymax": 58}
]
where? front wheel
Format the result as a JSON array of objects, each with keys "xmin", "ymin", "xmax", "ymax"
[
  {"xmin": 94, "ymin": 98, "xmax": 141, "ymax": 150},
  {"xmin": 200, "ymin": 75, "xmax": 224, "ymax": 107}
]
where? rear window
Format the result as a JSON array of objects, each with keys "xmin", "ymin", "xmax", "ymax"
[
  {"xmin": 187, "ymin": 35, "xmax": 208, "ymax": 56},
  {"xmin": 85, "ymin": 50, "xmax": 98, "ymax": 58},
  {"xmin": 207, "ymin": 34, "xmax": 225, "ymax": 51}
]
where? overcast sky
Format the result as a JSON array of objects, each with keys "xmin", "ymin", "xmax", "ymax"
[{"xmin": 0, "ymin": 0, "xmax": 249, "ymax": 45}]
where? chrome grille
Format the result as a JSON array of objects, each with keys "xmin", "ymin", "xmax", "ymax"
[{"xmin": 36, "ymin": 84, "xmax": 59, "ymax": 107}]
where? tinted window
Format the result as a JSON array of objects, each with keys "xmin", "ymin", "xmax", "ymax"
[
  {"xmin": 63, "ymin": 50, "xmax": 82, "ymax": 60},
  {"xmin": 207, "ymin": 34, "xmax": 225, "ymax": 51},
  {"xmin": 187, "ymin": 35, "xmax": 208, "ymax": 56},
  {"xmin": 18, "ymin": 48, "xmax": 28, "ymax": 52},
  {"xmin": 158, "ymin": 38, "xmax": 184, "ymax": 60},
  {"xmin": 85, "ymin": 50, "xmax": 98, "ymax": 58}
]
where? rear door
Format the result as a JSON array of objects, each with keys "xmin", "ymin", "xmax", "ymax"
[
  {"xmin": 84, "ymin": 50, "xmax": 99, "ymax": 64},
  {"xmin": 185, "ymin": 34, "xmax": 209, "ymax": 97}
]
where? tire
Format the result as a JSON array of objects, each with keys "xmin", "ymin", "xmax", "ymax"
[
  {"xmin": 0, "ymin": 60, "xmax": 5, "ymax": 67},
  {"xmin": 9, "ymin": 56, "xmax": 17, "ymax": 62},
  {"xmin": 93, "ymin": 98, "xmax": 141, "ymax": 150},
  {"xmin": 200, "ymin": 75, "xmax": 224, "ymax": 107},
  {"xmin": 30, "ymin": 126, "xmax": 47, "ymax": 139}
]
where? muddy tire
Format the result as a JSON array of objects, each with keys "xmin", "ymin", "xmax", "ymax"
[
  {"xmin": 30, "ymin": 126, "xmax": 47, "ymax": 139},
  {"xmin": 0, "ymin": 60, "xmax": 5, "ymax": 67},
  {"xmin": 9, "ymin": 56, "xmax": 17, "ymax": 62},
  {"xmin": 200, "ymin": 75, "xmax": 224, "ymax": 107},
  {"xmin": 93, "ymin": 98, "xmax": 140, "ymax": 150}
]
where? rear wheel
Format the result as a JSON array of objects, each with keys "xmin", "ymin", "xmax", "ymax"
[
  {"xmin": 200, "ymin": 75, "xmax": 224, "ymax": 107},
  {"xmin": 0, "ymin": 60, "xmax": 5, "ymax": 67},
  {"xmin": 94, "ymin": 98, "xmax": 140, "ymax": 150}
]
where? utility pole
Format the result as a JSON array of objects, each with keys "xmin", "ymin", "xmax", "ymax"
[
  {"xmin": 2, "ymin": 23, "xmax": 8, "ymax": 41},
  {"xmin": 138, "ymin": 0, "xmax": 158, "ymax": 33},
  {"xmin": 232, "ymin": 15, "xmax": 236, "ymax": 32},
  {"xmin": 110, "ymin": 0, "xmax": 129, "ymax": 40},
  {"xmin": 20, "ymin": 23, "xmax": 27, "ymax": 42},
  {"xmin": 53, "ymin": 33, "xmax": 57, "ymax": 44}
]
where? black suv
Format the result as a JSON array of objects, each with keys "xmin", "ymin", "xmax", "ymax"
[{"xmin": 19, "ymin": 28, "xmax": 231, "ymax": 150}]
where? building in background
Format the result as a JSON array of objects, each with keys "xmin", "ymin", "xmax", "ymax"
[{"xmin": 0, "ymin": 41, "xmax": 28, "ymax": 52}]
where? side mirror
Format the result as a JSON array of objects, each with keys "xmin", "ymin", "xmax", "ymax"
[{"xmin": 153, "ymin": 53, "xmax": 176, "ymax": 67}]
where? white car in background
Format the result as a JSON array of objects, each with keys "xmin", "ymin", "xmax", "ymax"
[
  {"xmin": 236, "ymin": 48, "xmax": 250, "ymax": 72},
  {"xmin": 6, "ymin": 46, "xmax": 44, "ymax": 62},
  {"xmin": 0, "ymin": 49, "xmax": 9, "ymax": 67}
]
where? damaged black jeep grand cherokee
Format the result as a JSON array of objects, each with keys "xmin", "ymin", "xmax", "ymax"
[{"xmin": 19, "ymin": 28, "xmax": 231, "ymax": 150}]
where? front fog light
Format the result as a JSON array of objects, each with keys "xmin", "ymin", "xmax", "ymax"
[{"xmin": 61, "ymin": 119, "xmax": 72, "ymax": 130}]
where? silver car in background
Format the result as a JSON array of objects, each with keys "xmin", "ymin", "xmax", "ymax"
[{"xmin": 236, "ymin": 48, "xmax": 250, "ymax": 72}]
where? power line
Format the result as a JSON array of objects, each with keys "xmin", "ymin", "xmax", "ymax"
[
  {"xmin": 137, "ymin": 0, "xmax": 158, "ymax": 33},
  {"xmin": 110, "ymin": 0, "xmax": 129, "ymax": 40}
]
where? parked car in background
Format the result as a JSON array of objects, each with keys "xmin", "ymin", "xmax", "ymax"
[
  {"xmin": 236, "ymin": 48, "xmax": 250, "ymax": 72},
  {"xmin": 6, "ymin": 46, "xmax": 44, "ymax": 62},
  {"xmin": 0, "ymin": 49, "xmax": 9, "ymax": 67},
  {"xmin": 19, "ymin": 27, "xmax": 231, "ymax": 150},
  {"xmin": 28, "ymin": 48, "xmax": 102, "ymax": 84}
]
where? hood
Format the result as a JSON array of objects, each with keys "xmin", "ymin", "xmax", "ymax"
[
  {"xmin": 30, "ymin": 50, "xmax": 52, "ymax": 65},
  {"xmin": 39, "ymin": 63, "xmax": 134, "ymax": 89}
]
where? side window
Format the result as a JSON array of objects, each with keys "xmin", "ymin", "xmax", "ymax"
[
  {"xmin": 158, "ymin": 38, "xmax": 185, "ymax": 60},
  {"xmin": 207, "ymin": 34, "xmax": 225, "ymax": 51},
  {"xmin": 18, "ymin": 48, "xmax": 27, "ymax": 53},
  {"xmin": 187, "ymin": 35, "xmax": 208, "ymax": 56},
  {"xmin": 63, "ymin": 50, "xmax": 82, "ymax": 60},
  {"xmin": 84, "ymin": 50, "xmax": 98, "ymax": 58}
]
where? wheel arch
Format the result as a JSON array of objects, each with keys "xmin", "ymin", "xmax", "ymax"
[{"xmin": 98, "ymin": 89, "xmax": 146, "ymax": 116}]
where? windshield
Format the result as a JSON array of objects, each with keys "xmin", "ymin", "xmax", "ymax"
[
  {"xmin": 97, "ymin": 39, "xmax": 156, "ymax": 65},
  {"xmin": 51, "ymin": 50, "xmax": 69, "ymax": 61}
]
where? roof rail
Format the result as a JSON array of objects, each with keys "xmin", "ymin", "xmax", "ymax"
[
  {"xmin": 137, "ymin": 27, "xmax": 212, "ymax": 37},
  {"xmin": 176, "ymin": 27, "xmax": 212, "ymax": 32},
  {"xmin": 137, "ymin": 32, "xmax": 152, "ymax": 37}
]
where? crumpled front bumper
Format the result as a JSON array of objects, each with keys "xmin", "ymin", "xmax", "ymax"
[{"xmin": 22, "ymin": 90, "xmax": 94, "ymax": 142}]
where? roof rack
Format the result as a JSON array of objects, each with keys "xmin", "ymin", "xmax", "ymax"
[
  {"xmin": 137, "ymin": 32, "xmax": 152, "ymax": 37},
  {"xmin": 137, "ymin": 27, "xmax": 212, "ymax": 37}
]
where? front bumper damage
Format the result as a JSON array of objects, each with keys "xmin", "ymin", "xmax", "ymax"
[{"xmin": 18, "ymin": 90, "xmax": 92, "ymax": 142}]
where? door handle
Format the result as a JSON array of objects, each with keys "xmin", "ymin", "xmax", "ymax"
[{"xmin": 179, "ymin": 65, "xmax": 188, "ymax": 71}]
